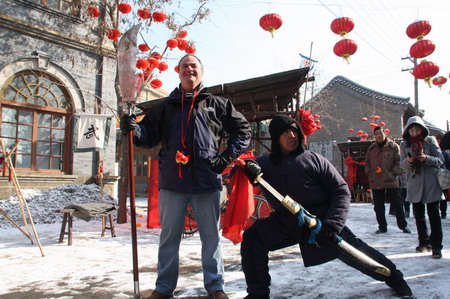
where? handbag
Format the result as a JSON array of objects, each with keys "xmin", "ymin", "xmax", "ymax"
[{"xmin": 437, "ymin": 167, "xmax": 450, "ymax": 190}]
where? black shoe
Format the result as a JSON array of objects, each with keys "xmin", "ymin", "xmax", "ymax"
[
  {"xmin": 376, "ymin": 228, "xmax": 387, "ymax": 234},
  {"xmin": 243, "ymin": 295, "xmax": 270, "ymax": 299},
  {"xmin": 402, "ymin": 227, "xmax": 411, "ymax": 233},
  {"xmin": 415, "ymin": 244, "xmax": 432, "ymax": 253},
  {"xmin": 432, "ymin": 250, "xmax": 442, "ymax": 259},
  {"xmin": 392, "ymin": 279, "xmax": 413, "ymax": 298},
  {"xmin": 441, "ymin": 214, "xmax": 447, "ymax": 219}
]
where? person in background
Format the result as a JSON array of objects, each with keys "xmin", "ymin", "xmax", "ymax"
[
  {"xmin": 436, "ymin": 132, "xmax": 450, "ymax": 219},
  {"xmin": 121, "ymin": 54, "xmax": 251, "ymax": 299},
  {"xmin": 400, "ymin": 116, "xmax": 444, "ymax": 259},
  {"xmin": 241, "ymin": 115, "xmax": 413, "ymax": 299},
  {"xmin": 364, "ymin": 126, "xmax": 410, "ymax": 234},
  {"xmin": 398, "ymin": 171, "xmax": 411, "ymax": 218}
]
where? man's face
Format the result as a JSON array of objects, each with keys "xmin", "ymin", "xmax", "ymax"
[
  {"xmin": 178, "ymin": 55, "xmax": 204, "ymax": 91},
  {"xmin": 278, "ymin": 127, "xmax": 299, "ymax": 155},
  {"xmin": 374, "ymin": 129, "xmax": 386, "ymax": 143},
  {"xmin": 409, "ymin": 125, "xmax": 422, "ymax": 138}
]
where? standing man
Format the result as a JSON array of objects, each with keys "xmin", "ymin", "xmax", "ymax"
[
  {"xmin": 121, "ymin": 54, "xmax": 251, "ymax": 299},
  {"xmin": 364, "ymin": 126, "xmax": 410, "ymax": 234},
  {"xmin": 241, "ymin": 115, "xmax": 413, "ymax": 299}
]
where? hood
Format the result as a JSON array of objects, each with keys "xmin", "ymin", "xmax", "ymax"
[
  {"xmin": 269, "ymin": 115, "xmax": 304, "ymax": 163},
  {"xmin": 402, "ymin": 116, "xmax": 429, "ymax": 140}
]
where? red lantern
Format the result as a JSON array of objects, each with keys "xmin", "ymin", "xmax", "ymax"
[
  {"xmin": 412, "ymin": 60, "xmax": 440, "ymax": 87},
  {"xmin": 348, "ymin": 129, "xmax": 354, "ymax": 134},
  {"xmin": 185, "ymin": 45, "xmax": 196, "ymax": 54},
  {"xmin": 137, "ymin": 8, "xmax": 151, "ymax": 19},
  {"xmin": 373, "ymin": 115, "xmax": 380, "ymax": 121},
  {"xmin": 369, "ymin": 122, "xmax": 378, "ymax": 128},
  {"xmin": 176, "ymin": 30, "xmax": 188, "ymax": 38},
  {"xmin": 330, "ymin": 17, "xmax": 355, "ymax": 37},
  {"xmin": 409, "ymin": 40, "xmax": 435, "ymax": 59},
  {"xmin": 147, "ymin": 58, "xmax": 159, "ymax": 68},
  {"xmin": 136, "ymin": 58, "xmax": 150, "ymax": 70},
  {"xmin": 174, "ymin": 65, "xmax": 179, "ymax": 73},
  {"xmin": 107, "ymin": 29, "xmax": 121, "ymax": 41},
  {"xmin": 166, "ymin": 39, "xmax": 178, "ymax": 50},
  {"xmin": 385, "ymin": 129, "xmax": 390, "ymax": 134},
  {"xmin": 259, "ymin": 13, "xmax": 283, "ymax": 38},
  {"xmin": 151, "ymin": 52, "xmax": 161, "ymax": 60},
  {"xmin": 357, "ymin": 130, "xmax": 364, "ymax": 136},
  {"xmin": 406, "ymin": 20, "xmax": 431, "ymax": 40},
  {"xmin": 380, "ymin": 122, "xmax": 386, "ymax": 127},
  {"xmin": 362, "ymin": 133, "xmax": 369, "ymax": 139},
  {"xmin": 138, "ymin": 44, "xmax": 150, "ymax": 52},
  {"xmin": 153, "ymin": 11, "xmax": 167, "ymax": 22},
  {"xmin": 361, "ymin": 117, "xmax": 368, "ymax": 122},
  {"xmin": 333, "ymin": 39, "xmax": 357, "ymax": 64},
  {"xmin": 432, "ymin": 76, "xmax": 447, "ymax": 89},
  {"xmin": 177, "ymin": 39, "xmax": 188, "ymax": 51},
  {"xmin": 150, "ymin": 79, "xmax": 163, "ymax": 89},
  {"xmin": 157, "ymin": 61, "xmax": 169, "ymax": 72},
  {"xmin": 87, "ymin": 6, "xmax": 100, "ymax": 18},
  {"xmin": 118, "ymin": 3, "xmax": 132, "ymax": 14}
]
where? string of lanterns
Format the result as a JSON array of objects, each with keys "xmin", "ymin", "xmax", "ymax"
[{"xmin": 330, "ymin": 17, "xmax": 358, "ymax": 64}]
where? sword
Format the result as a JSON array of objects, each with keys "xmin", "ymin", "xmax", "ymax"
[{"xmin": 255, "ymin": 175, "xmax": 391, "ymax": 277}]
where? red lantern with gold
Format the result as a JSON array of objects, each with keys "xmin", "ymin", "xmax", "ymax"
[
  {"xmin": 138, "ymin": 44, "xmax": 150, "ymax": 52},
  {"xmin": 185, "ymin": 45, "xmax": 196, "ymax": 54},
  {"xmin": 259, "ymin": 13, "xmax": 283, "ymax": 38},
  {"xmin": 107, "ymin": 29, "xmax": 121, "ymax": 41},
  {"xmin": 166, "ymin": 39, "xmax": 178, "ymax": 50},
  {"xmin": 153, "ymin": 11, "xmax": 167, "ymax": 22},
  {"xmin": 348, "ymin": 128, "xmax": 354, "ymax": 134},
  {"xmin": 137, "ymin": 8, "xmax": 151, "ymax": 19},
  {"xmin": 177, "ymin": 39, "xmax": 188, "ymax": 51},
  {"xmin": 330, "ymin": 17, "xmax": 355, "ymax": 37},
  {"xmin": 118, "ymin": 3, "xmax": 132, "ymax": 14},
  {"xmin": 406, "ymin": 20, "xmax": 431, "ymax": 40},
  {"xmin": 333, "ymin": 39, "xmax": 357, "ymax": 64},
  {"xmin": 136, "ymin": 58, "xmax": 150, "ymax": 70},
  {"xmin": 412, "ymin": 60, "xmax": 440, "ymax": 87},
  {"xmin": 409, "ymin": 40, "xmax": 435, "ymax": 59},
  {"xmin": 432, "ymin": 76, "xmax": 447, "ymax": 89},
  {"xmin": 157, "ymin": 61, "xmax": 169, "ymax": 72},
  {"xmin": 150, "ymin": 79, "xmax": 163, "ymax": 89},
  {"xmin": 87, "ymin": 6, "xmax": 100, "ymax": 18}
]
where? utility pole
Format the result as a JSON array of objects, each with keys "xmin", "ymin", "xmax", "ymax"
[{"xmin": 402, "ymin": 57, "xmax": 419, "ymax": 116}]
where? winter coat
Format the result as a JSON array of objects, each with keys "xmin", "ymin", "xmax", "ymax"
[
  {"xmin": 134, "ymin": 86, "xmax": 251, "ymax": 194},
  {"xmin": 400, "ymin": 116, "xmax": 444, "ymax": 204},
  {"xmin": 364, "ymin": 138, "xmax": 403, "ymax": 189},
  {"xmin": 256, "ymin": 150, "xmax": 351, "ymax": 266}
]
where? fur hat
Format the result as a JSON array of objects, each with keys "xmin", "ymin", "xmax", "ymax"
[{"xmin": 269, "ymin": 115, "xmax": 304, "ymax": 163}]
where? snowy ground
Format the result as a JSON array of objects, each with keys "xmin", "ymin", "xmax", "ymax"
[{"xmin": 1, "ymin": 184, "xmax": 450, "ymax": 298}]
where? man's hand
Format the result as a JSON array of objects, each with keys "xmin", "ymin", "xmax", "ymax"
[
  {"xmin": 316, "ymin": 223, "xmax": 338, "ymax": 247},
  {"xmin": 120, "ymin": 114, "xmax": 138, "ymax": 136},
  {"xmin": 209, "ymin": 153, "xmax": 234, "ymax": 174},
  {"xmin": 243, "ymin": 159, "xmax": 261, "ymax": 183}
]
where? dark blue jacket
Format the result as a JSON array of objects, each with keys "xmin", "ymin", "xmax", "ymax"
[{"xmin": 134, "ymin": 86, "xmax": 251, "ymax": 194}]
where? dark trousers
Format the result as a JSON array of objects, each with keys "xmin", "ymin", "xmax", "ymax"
[
  {"xmin": 440, "ymin": 191, "xmax": 448, "ymax": 217},
  {"xmin": 241, "ymin": 215, "xmax": 404, "ymax": 296},
  {"xmin": 413, "ymin": 201, "xmax": 443, "ymax": 250},
  {"xmin": 372, "ymin": 188, "xmax": 407, "ymax": 230}
]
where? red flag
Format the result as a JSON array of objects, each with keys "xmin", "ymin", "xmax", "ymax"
[{"xmin": 147, "ymin": 159, "xmax": 161, "ymax": 228}]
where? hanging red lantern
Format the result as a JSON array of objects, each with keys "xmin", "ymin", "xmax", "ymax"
[
  {"xmin": 432, "ymin": 76, "xmax": 447, "ymax": 89},
  {"xmin": 380, "ymin": 122, "xmax": 386, "ymax": 127},
  {"xmin": 259, "ymin": 13, "xmax": 283, "ymax": 38},
  {"xmin": 385, "ymin": 129, "xmax": 390, "ymax": 134},
  {"xmin": 157, "ymin": 61, "xmax": 169, "ymax": 72},
  {"xmin": 147, "ymin": 58, "xmax": 159, "ymax": 68},
  {"xmin": 166, "ymin": 39, "xmax": 178, "ymax": 50},
  {"xmin": 176, "ymin": 30, "xmax": 188, "ymax": 38},
  {"xmin": 174, "ymin": 65, "xmax": 179, "ymax": 73},
  {"xmin": 357, "ymin": 130, "xmax": 364, "ymax": 136},
  {"xmin": 151, "ymin": 52, "xmax": 161, "ymax": 60},
  {"xmin": 107, "ymin": 29, "xmax": 121, "ymax": 41},
  {"xmin": 330, "ymin": 17, "xmax": 355, "ymax": 37},
  {"xmin": 176, "ymin": 39, "xmax": 188, "ymax": 51},
  {"xmin": 369, "ymin": 122, "xmax": 378, "ymax": 128},
  {"xmin": 185, "ymin": 45, "xmax": 196, "ymax": 54},
  {"xmin": 138, "ymin": 44, "xmax": 150, "ymax": 52},
  {"xmin": 348, "ymin": 128, "xmax": 354, "ymax": 134},
  {"xmin": 412, "ymin": 60, "xmax": 440, "ymax": 87},
  {"xmin": 406, "ymin": 20, "xmax": 431, "ymax": 40},
  {"xmin": 87, "ymin": 6, "xmax": 100, "ymax": 18},
  {"xmin": 137, "ymin": 8, "xmax": 151, "ymax": 19},
  {"xmin": 373, "ymin": 115, "xmax": 380, "ymax": 121},
  {"xmin": 118, "ymin": 3, "xmax": 132, "ymax": 14},
  {"xmin": 362, "ymin": 133, "xmax": 369, "ymax": 139},
  {"xmin": 136, "ymin": 58, "xmax": 150, "ymax": 70},
  {"xmin": 153, "ymin": 11, "xmax": 167, "ymax": 22},
  {"xmin": 150, "ymin": 79, "xmax": 163, "ymax": 89},
  {"xmin": 361, "ymin": 117, "xmax": 368, "ymax": 122},
  {"xmin": 409, "ymin": 40, "xmax": 435, "ymax": 59},
  {"xmin": 333, "ymin": 39, "xmax": 357, "ymax": 64}
]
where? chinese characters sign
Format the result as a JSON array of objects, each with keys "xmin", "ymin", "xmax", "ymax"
[{"xmin": 73, "ymin": 114, "xmax": 112, "ymax": 152}]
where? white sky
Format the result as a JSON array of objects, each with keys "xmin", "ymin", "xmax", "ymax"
[
  {"xmin": 136, "ymin": 0, "xmax": 450, "ymax": 130},
  {"xmin": 1, "ymin": 185, "xmax": 450, "ymax": 298}
]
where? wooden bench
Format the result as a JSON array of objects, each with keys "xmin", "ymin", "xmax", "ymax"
[{"xmin": 56, "ymin": 208, "xmax": 116, "ymax": 246}]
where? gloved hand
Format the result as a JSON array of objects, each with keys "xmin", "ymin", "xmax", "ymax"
[
  {"xmin": 316, "ymin": 223, "xmax": 338, "ymax": 247},
  {"xmin": 209, "ymin": 152, "xmax": 234, "ymax": 174},
  {"xmin": 120, "ymin": 114, "xmax": 138, "ymax": 136},
  {"xmin": 243, "ymin": 159, "xmax": 261, "ymax": 183}
]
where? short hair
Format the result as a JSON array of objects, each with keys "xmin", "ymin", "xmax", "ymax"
[
  {"xmin": 178, "ymin": 54, "xmax": 203, "ymax": 70},
  {"xmin": 373, "ymin": 126, "xmax": 383, "ymax": 133}
]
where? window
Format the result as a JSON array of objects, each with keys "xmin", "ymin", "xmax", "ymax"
[
  {"xmin": 28, "ymin": 0, "xmax": 80, "ymax": 16},
  {"xmin": 0, "ymin": 71, "xmax": 72, "ymax": 171}
]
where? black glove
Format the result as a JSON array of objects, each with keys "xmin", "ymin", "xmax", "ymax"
[
  {"xmin": 209, "ymin": 152, "xmax": 234, "ymax": 174},
  {"xmin": 316, "ymin": 223, "xmax": 338, "ymax": 247},
  {"xmin": 243, "ymin": 159, "xmax": 261, "ymax": 183},
  {"xmin": 120, "ymin": 114, "xmax": 138, "ymax": 136}
]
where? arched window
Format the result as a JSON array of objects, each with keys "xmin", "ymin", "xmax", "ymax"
[{"xmin": 0, "ymin": 71, "xmax": 73, "ymax": 172}]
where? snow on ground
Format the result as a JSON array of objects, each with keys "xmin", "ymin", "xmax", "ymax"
[{"xmin": 1, "ymin": 184, "xmax": 450, "ymax": 298}]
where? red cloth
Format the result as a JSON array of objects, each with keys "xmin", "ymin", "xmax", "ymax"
[
  {"xmin": 344, "ymin": 155, "xmax": 356, "ymax": 190},
  {"xmin": 147, "ymin": 159, "xmax": 161, "ymax": 229}
]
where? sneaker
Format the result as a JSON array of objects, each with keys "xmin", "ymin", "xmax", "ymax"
[
  {"xmin": 432, "ymin": 250, "xmax": 442, "ymax": 259},
  {"xmin": 402, "ymin": 227, "xmax": 411, "ymax": 233},
  {"xmin": 376, "ymin": 228, "xmax": 387, "ymax": 234},
  {"xmin": 415, "ymin": 244, "xmax": 432, "ymax": 253},
  {"xmin": 243, "ymin": 295, "xmax": 270, "ymax": 299},
  {"xmin": 392, "ymin": 279, "xmax": 413, "ymax": 298},
  {"xmin": 209, "ymin": 290, "xmax": 229, "ymax": 299},
  {"xmin": 146, "ymin": 291, "xmax": 173, "ymax": 299}
]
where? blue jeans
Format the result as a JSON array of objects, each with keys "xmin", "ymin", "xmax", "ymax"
[{"xmin": 154, "ymin": 189, "xmax": 224, "ymax": 295}]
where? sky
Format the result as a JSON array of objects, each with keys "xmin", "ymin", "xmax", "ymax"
[
  {"xmin": 136, "ymin": 0, "xmax": 450, "ymax": 131},
  {"xmin": 1, "ymin": 184, "xmax": 450, "ymax": 298}
]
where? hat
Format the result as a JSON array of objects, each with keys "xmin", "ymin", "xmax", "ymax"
[
  {"xmin": 402, "ymin": 116, "xmax": 429, "ymax": 140},
  {"xmin": 269, "ymin": 115, "xmax": 304, "ymax": 163}
]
